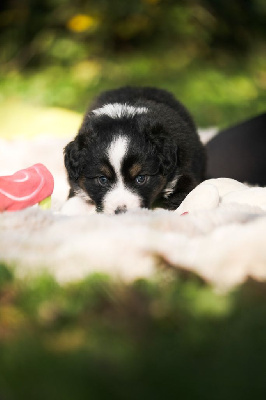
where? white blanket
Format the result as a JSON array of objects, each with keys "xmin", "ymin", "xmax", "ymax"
[{"xmin": 1, "ymin": 132, "xmax": 266, "ymax": 292}]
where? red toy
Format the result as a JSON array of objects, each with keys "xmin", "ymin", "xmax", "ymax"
[{"xmin": 0, "ymin": 164, "xmax": 54, "ymax": 212}]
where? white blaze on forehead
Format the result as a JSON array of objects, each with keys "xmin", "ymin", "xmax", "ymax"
[
  {"xmin": 104, "ymin": 135, "xmax": 141, "ymax": 214},
  {"xmin": 107, "ymin": 135, "xmax": 129, "ymax": 177},
  {"xmin": 92, "ymin": 103, "xmax": 148, "ymax": 119}
]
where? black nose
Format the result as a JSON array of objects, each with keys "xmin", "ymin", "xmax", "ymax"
[{"xmin": 115, "ymin": 206, "xmax": 127, "ymax": 214}]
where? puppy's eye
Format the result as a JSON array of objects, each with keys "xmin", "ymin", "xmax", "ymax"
[
  {"xmin": 135, "ymin": 175, "xmax": 146, "ymax": 185},
  {"xmin": 98, "ymin": 176, "xmax": 109, "ymax": 186}
]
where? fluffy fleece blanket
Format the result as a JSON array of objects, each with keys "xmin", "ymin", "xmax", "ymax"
[{"xmin": 1, "ymin": 131, "xmax": 266, "ymax": 292}]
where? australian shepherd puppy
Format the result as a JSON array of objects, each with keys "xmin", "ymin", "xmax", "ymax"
[{"xmin": 64, "ymin": 86, "xmax": 205, "ymax": 214}]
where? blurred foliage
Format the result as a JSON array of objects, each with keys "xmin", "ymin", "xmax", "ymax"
[
  {"xmin": 1, "ymin": 0, "xmax": 266, "ymax": 67},
  {"xmin": 1, "ymin": 263, "xmax": 266, "ymax": 399},
  {"xmin": 0, "ymin": 0, "xmax": 266, "ymax": 128},
  {"xmin": 0, "ymin": 51, "xmax": 266, "ymax": 129}
]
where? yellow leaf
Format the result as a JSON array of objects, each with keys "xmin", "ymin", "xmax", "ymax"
[{"xmin": 67, "ymin": 14, "xmax": 98, "ymax": 33}]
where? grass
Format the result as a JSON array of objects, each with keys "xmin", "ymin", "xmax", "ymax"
[
  {"xmin": 0, "ymin": 48, "xmax": 266, "ymax": 133},
  {"xmin": 1, "ymin": 263, "xmax": 266, "ymax": 399}
]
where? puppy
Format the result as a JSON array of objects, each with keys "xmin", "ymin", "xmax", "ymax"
[{"xmin": 64, "ymin": 86, "xmax": 205, "ymax": 214}]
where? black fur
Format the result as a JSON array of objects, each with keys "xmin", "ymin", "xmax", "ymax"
[{"xmin": 64, "ymin": 86, "xmax": 206, "ymax": 212}]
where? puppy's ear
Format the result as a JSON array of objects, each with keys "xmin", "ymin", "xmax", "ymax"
[
  {"xmin": 64, "ymin": 140, "xmax": 86, "ymax": 181},
  {"xmin": 146, "ymin": 122, "xmax": 178, "ymax": 175},
  {"xmin": 159, "ymin": 140, "xmax": 178, "ymax": 175}
]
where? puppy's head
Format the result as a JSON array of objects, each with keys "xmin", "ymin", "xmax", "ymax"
[{"xmin": 64, "ymin": 103, "xmax": 181, "ymax": 214}]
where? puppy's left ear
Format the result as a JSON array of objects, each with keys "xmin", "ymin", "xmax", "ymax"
[
  {"xmin": 147, "ymin": 122, "xmax": 178, "ymax": 175},
  {"xmin": 64, "ymin": 139, "xmax": 86, "ymax": 182}
]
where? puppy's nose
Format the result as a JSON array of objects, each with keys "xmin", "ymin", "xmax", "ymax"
[{"xmin": 115, "ymin": 205, "xmax": 127, "ymax": 214}]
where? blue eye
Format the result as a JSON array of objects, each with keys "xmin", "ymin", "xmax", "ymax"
[
  {"xmin": 98, "ymin": 176, "xmax": 109, "ymax": 186},
  {"xmin": 135, "ymin": 175, "xmax": 146, "ymax": 185}
]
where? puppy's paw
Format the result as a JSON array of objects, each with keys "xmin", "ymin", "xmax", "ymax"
[{"xmin": 60, "ymin": 196, "xmax": 96, "ymax": 216}]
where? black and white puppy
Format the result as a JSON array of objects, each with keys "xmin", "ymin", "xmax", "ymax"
[{"xmin": 64, "ymin": 86, "xmax": 205, "ymax": 214}]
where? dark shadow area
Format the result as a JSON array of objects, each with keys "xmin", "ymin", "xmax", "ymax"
[{"xmin": 206, "ymin": 113, "xmax": 266, "ymax": 186}]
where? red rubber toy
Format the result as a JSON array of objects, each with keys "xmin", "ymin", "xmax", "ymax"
[{"xmin": 0, "ymin": 164, "xmax": 54, "ymax": 212}]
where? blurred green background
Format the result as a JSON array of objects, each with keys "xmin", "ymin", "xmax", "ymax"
[
  {"xmin": 2, "ymin": 265, "xmax": 266, "ymax": 400},
  {"xmin": 1, "ymin": 3, "xmax": 266, "ymax": 399},
  {"xmin": 1, "ymin": 0, "xmax": 266, "ymax": 132}
]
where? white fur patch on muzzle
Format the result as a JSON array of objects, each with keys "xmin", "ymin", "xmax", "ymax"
[{"xmin": 103, "ymin": 183, "xmax": 141, "ymax": 215}]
